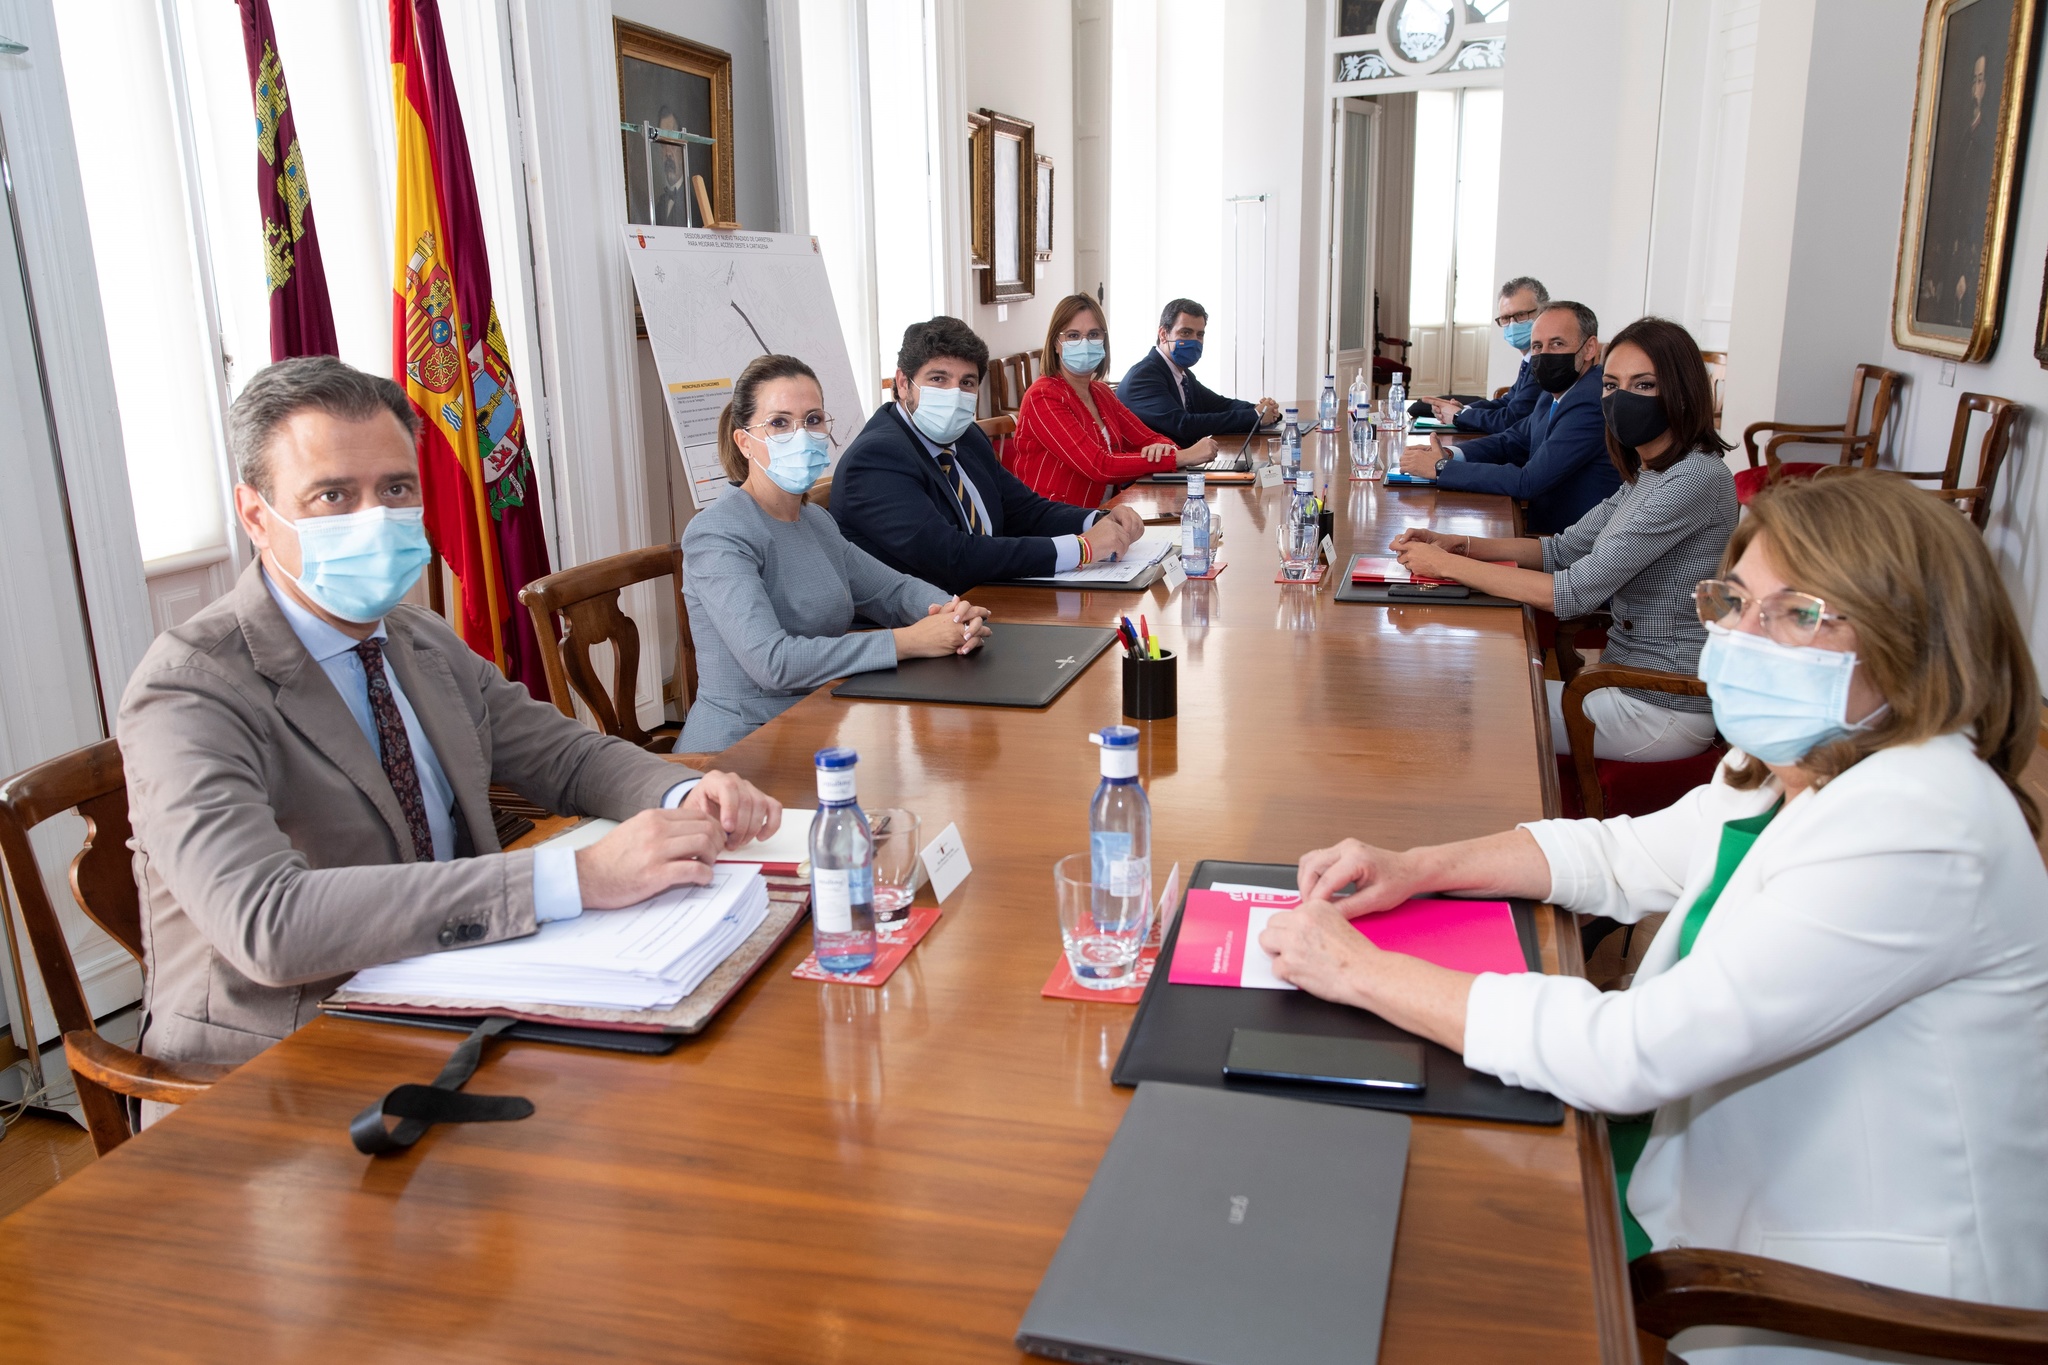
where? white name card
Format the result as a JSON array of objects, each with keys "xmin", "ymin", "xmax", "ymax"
[
  {"xmin": 1161, "ymin": 556, "xmax": 1189, "ymax": 592},
  {"xmin": 1255, "ymin": 464, "xmax": 1283, "ymax": 487},
  {"xmin": 919, "ymin": 822, "xmax": 972, "ymax": 903}
]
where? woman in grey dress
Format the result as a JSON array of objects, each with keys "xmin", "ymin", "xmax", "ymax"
[
  {"xmin": 676, "ymin": 354, "xmax": 992, "ymax": 753},
  {"xmin": 1391, "ymin": 317, "xmax": 1738, "ymax": 762}
]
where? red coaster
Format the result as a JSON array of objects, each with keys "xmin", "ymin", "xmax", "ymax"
[
  {"xmin": 1273, "ymin": 564, "xmax": 1329, "ymax": 584},
  {"xmin": 1040, "ymin": 946, "xmax": 1159, "ymax": 1004},
  {"xmin": 791, "ymin": 906, "xmax": 941, "ymax": 987},
  {"xmin": 1182, "ymin": 561, "xmax": 1227, "ymax": 580}
]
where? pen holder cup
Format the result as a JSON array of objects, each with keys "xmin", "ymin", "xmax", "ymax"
[
  {"xmin": 1122, "ymin": 649, "xmax": 1178, "ymax": 721},
  {"xmin": 1316, "ymin": 510, "xmax": 1336, "ymax": 551}
]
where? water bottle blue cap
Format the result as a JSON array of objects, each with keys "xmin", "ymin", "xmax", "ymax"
[
  {"xmin": 813, "ymin": 746, "xmax": 859, "ymax": 770},
  {"xmin": 1090, "ymin": 725, "xmax": 1140, "ymax": 749}
]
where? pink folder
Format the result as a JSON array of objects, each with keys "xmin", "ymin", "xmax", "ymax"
[{"xmin": 1166, "ymin": 887, "xmax": 1527, "ymax": 989}]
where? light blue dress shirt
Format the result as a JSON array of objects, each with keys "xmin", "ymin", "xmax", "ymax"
[
  {"xmin": 894, "ymin": 400, "xmax": 1097, "ymax": 571},
  {"xmin": 263, "ymin": 569, "xmax": 697, "ymax": 924}
]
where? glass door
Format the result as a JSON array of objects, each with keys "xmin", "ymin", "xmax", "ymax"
[{"xmin": 1404, "ymin": 86, "xmax": 1501, "ymax": 396}]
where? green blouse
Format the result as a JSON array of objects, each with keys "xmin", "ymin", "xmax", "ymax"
[{"xmin": 1611, "ymin": 801, "xmax": 1783, "ymax": 1260}]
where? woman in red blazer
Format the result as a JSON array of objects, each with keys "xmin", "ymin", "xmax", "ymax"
[{"xmin": 1007, "ymin": 294, "xmax": 1218, "ymax": 506}]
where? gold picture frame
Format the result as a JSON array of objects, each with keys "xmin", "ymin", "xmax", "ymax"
[
  {"xmin": 616, "ymin": 19, "xmax": 736, "ymax": 230},
  {"xmin": 1890, "ymin": 0, "xmax": 2038, "ymax": 362},
  {"xmin": 971, "ymin": 109, "xmax": 1035, "ymax": 304}
]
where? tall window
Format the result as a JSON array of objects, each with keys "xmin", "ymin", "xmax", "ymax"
[
  {"xmin": 1404, "ymin": 86, "xmax": 1500, "ymax": 392},
  {"xmin": 867, "ymin": 0, "xmax": 943, "ymax": 378}
]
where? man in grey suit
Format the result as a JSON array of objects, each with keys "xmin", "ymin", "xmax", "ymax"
[{"xmin": 120, "ymin": 356, "xmax": 781, "ymax": 1074}]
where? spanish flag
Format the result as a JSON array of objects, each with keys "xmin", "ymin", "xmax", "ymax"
[{"xmin": 390, "ymin": 0, "xmax": 552, "ymax": 693}]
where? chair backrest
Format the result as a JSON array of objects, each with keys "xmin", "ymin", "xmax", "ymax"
[
  {"xmin": 989, "ymin": 352, "xmax": 1032, "ymax": 417},
  {"xmin": 804, "ymin": 476, "xmax": 833, "ymax": 510},
  {"xmin": 1843, "ymin": 364, "xmax": 1905, "ymax": 467},
  {"xmin": 1937, "ymin": 392, "xmax": 2022, "ymax": 530},
  {"xmin": 1698, "ymin": 349, "xmax": 1728, "ymax": 431},
  {"xmin": 0, "ymin": 740, "xmax": 138, "ymax": 1045},
  {"xmin": 517, "ymin": 544, "xmax": 694, "ymax": 748},
  {"xmin": 975, "ymin": 413, "xmax": 1016, "ymax": 465}
]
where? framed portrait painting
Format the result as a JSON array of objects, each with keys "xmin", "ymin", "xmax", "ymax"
[
  {"xmin": 616, "ymin": 20, "xmax": 735, "ymax": 230},
  {"xmin": 971, "ymin": 109, "xmax": 1035, "ymax": 304},
  {"xmin": 1891, "ymin": 0, "xmax": 2039, "ymax": 362}
]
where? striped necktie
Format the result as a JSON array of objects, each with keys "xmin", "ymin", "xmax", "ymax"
[{"xmin": 934, "ymin": 446, "xmax": 986, "ymax": 535}]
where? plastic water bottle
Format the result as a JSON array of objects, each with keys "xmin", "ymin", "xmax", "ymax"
[
  {"xmin": 1352, "ymin": 399, "xmax": 1382, "ymax": 482},
  {"xmin": 1348, "ymin": 368, "xmax": 1368, "ymax": 416},
  {"xmin": 1283, "ymin": 468, "xmax": 1319, "ymax": 578},
  {"xmin": 809, "ymin": 747, "xmax": 877, "ymax": 973},
  {"xmin": 1318, "ymin": 374, "xmax": 1338, "ymax": 433},
  {"xmin": 1088, "ymin": 725, "xmax": 1151, "ymax": 936},
  {"xmin": 1387, "ymin": 374, "xmax": 1409, "ymax": 433},
  {"xmin": 1179, "ymin": 471, "xmax": 1212, "ymax": 576},
  {"xmin": 1281, "ymin": 406, "xmax": 1302, "ymax": 477}
]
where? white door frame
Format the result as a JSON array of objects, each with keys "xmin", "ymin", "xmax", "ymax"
[{"xmin": 1324, "ymin": 96, "xmax": 1379, "ymax": 396}]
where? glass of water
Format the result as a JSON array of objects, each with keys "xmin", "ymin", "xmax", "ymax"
[
  {"xmin": 1054, "ymin": 853, "xmax": 1151, "ymax": 990},
  {"xmin": 865, "ymin": 807, "xmax": 921, "ymax": 932}
]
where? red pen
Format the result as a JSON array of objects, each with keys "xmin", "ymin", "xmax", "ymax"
[{"xmin": 1138, "ymin": 614, "xmax": 1151, "ymax": 656}]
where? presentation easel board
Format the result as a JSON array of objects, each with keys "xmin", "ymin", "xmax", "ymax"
[{"xmin": 623, "ymin": 228, "xmax": 863, "ymax": 509}]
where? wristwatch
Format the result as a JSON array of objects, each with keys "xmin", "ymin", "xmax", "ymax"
[{"xmin": 1435, "ymin": 455, "xmax": 1452, "ymax": 477}]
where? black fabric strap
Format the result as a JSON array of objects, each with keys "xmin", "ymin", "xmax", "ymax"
[{"xmin": 349, "ymin": 1016, "xmax": 534, "ymax": 1155}]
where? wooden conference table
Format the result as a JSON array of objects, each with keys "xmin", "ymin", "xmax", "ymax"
[{"xmin": 0, "ymin": 432, "xmax": 1632, "ymax": 1363}]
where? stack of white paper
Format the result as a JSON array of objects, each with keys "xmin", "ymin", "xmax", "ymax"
[
  {"xmin": 346, "ymin": 865, "xmax": 771, "ymax": 1010},
  {"xmin": 1022, "ymin": 529, "xmax": 1178, "ymax": 585}
]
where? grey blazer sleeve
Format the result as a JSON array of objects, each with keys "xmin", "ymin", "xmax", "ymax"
[
  {"xmin": 1544, "ymin": 472, "xmax": 1715, "ymax": 621},
  {"xmin": 688, "ymin": 512, "xmax": 900, "ymax": 690},
  {"xmin": 121, "ymin": 659, "xmax": 544, "ymax": 988},
  {"xmin": 842, "ymin": 536, "xmax": 951, "ymax": 626}
]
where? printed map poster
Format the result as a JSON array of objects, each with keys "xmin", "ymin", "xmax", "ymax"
[{"xmin": 623, "ymin": 228, "xmax": 864, "ymax": 508}]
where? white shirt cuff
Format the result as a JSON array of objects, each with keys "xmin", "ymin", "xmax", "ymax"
[
  {"xmin": 662, "ymin": 778, "xmax": 700, "ymax": 808},
  {"xmin": 1053, "ymin": 535, "xmax": 1082, "ymax": 573},
  {"xmin": 532, "ymin": 844, "xmax": 583, "ymax": 923}
]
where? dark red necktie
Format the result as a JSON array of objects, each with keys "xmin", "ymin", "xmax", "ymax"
[{"xmin": 355, "ymin": 639, "xmax": 434, "ymax": 861}]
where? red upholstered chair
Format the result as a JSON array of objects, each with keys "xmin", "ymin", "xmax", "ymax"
[
  {"xmin": 1554, "ymin": 664, "xmax": 1725, "ymax": 821},
  {"xmin": 1370, "ymin": 289, "xmax": 1412, "ymax": 393},
  {"xmin": 976, "ymin": 413, "xmax": 1016, "ymax": 466},
  {"xmin": 1735, "ymin": 364, "xmax": 1903, "ymax": 504},
  {"xmin": 1898, "ymin": 391, "xmax": 2021, "ymax": 531}
]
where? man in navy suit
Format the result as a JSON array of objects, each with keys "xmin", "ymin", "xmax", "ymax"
[
  {"xmin": 1115, "ymin": 299, "xmax": 1279, "ymax": 447},
  {"xmin": 833, "ymin": 316, "xmax": 1144, "ymax": 595},
  {"xmin": 1425, "ymin": 276, "xmax": 1548, "ymax": 435},
  {"xmin": 1402, "ymin": 300, "xmax": 1620, "ymax": 534}
]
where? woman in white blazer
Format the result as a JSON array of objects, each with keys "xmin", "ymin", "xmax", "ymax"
[{"xmin": 1262, "ymin": 474, "xmax": 2048, "ymax": 1364}]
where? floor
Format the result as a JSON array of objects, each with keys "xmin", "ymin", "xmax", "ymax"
[{"xmin": 0, "ymin": 1110, "xmax": 94, "ymax": 1221}]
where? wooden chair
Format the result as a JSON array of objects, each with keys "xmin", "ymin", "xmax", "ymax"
[
  {"xmin": 988, "ymin": 352, "xmax": 1033, "ymax": 418},
  {"xmin": 1556, "ymin": 663, "xmax": 1725, "ymax": 822},
  {"xmin": 1899, "ymin": 392, "xmax": 2021, "ymax": 531},
  {"xmin": 976, "ymin": 412, "xmax": 1016, "ymax": 466},
  {"xmin": 1736, "ymin": 363, "xmax": 1903, "ymax": 504},
  {"xmin": 0, "ymin": 741, "xmax": 232, "ymax": 1155},
  {"xmin": 1370, "ymin": 289, "xmax": 1412, "ymax": 394},
  {"xmin": 804, "ymin": 476, "xmax": 832, "ymax": 510},
  {"xmin": 1491, "ymin": 385, "xmax": 1510, "ymax": 400},
  {"xmin": 518, "ymin": 545, "xmax": 699, "ymax": 756},
  {"xmin": 1633, "ymin": 1246, "xmax": 2048, "ymax": 1363},
  {"xmin": 1699, "ymin": 349, "xmax": 1727, "ymax": 431}
]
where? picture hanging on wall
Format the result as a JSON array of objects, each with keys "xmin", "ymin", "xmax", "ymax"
[
  {"xmin": 971, "ymin": 109, "xmax": 1036, "ymax": 304},
  {"xmin": 616, "ymin": 20, "xmax": 736, "ymax": 230},
  {"xmin": 1035, "ymin": 155, "xmax": 1055, "ymax": 262},
  {"xmin": 1890, "ymin": 0, "xmax": 2039, "ymax": 362}
]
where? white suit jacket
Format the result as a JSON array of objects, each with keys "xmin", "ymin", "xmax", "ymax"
[{"xmin": 1464, "ymin": 734, "xmax": 2048, "ymax": 1362}]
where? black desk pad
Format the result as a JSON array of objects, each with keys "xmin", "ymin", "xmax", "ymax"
[
  {"xmin": 1333, "ymin": 553, "xmax": 1523, "ymax": 609},
  {"xmin": 328, "ymin": 1010, "xmax": 685, "ymax": 1055},
  {"xmin": 832, "ymin": 623, "xmax": 1118, "ymax": 708},
  {"xmin": 1111, "ymin": 860, "xmax": 1564, "ymax": 1126}
]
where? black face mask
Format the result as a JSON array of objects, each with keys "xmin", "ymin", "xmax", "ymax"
[
  {"xmin": 1530, "ymin": 349, "xmax": 1583, "ymax": 394},
  {"xmin": 1602, "ymin": 389, "xmax": 1670, "ymax": 450}
]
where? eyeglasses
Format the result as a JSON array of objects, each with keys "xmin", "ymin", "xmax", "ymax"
[
  {"xmin": 1058, "ymin": 328, "xmax": 1107, "ymax": 343},
  {"xmin": 1694, "ymin": 579, "xmax": 1849, "ymax": 648},
  {"xmin": 1494, "ymin": 306, "xmax": 1540, "ymax": 328},
  {"xmin": 745, "ymin": 412, "xmax": 836, "ymax": 439}
]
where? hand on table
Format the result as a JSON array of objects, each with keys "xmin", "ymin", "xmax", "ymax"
[
  {"xmin": 1426, "ymin": 397, "xmax": 1464, "ymax": 421},
  {"xmin": 1388, "ymin": 527, "xmax": 1467, "ymax": 555},
  {"xmin": 1084, "ymin": 507, "xmax": 1143, "ymax": 562},
  {"xmin": 1296, "ymin": 837, "xmax": 1419, "ymax": 916},
  {"xmin": 1399, "ymin": 436, "xmax": 1442, "ymax": 478},
  {"xmin": 897, "ymin": 597, "xmax": 992, "ymax": 658},
  {"xmin": 574, "ymin": 807, "xmax": 728, "ymax": 908},
  {"xmin": 1255, "ymin": 397, "xmax": 1281, "ymax": 425},
  {"xmin": 1258, "ymin": 897, "xmax": 1385, "ymax": 1010},
  {"xmin": 682, "ymin": 770, "xmax": 783, "ymax": 850},
  {"xmin": 1175, "ymin": 437, "xmax": 1218, "ymax": 467},
  {"xmin": 1395, "ymin": 539, "xmax": 1467, "ymax": 581}
]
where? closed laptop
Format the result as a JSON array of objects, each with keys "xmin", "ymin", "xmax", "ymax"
[{"xmin": 1017, "ymin": 1081, "xmax": 1410, "ymax": 1365}]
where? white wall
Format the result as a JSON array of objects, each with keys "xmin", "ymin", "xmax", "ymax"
[{"xmin": 963, "ymin": 0, "xmax": 1075, "ymax": 367}]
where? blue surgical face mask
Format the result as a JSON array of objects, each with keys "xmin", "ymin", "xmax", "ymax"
[
  {"xmin": 907, "ymin": 381, "xmax": 976, "ymax": 445},
  {"xmin": 753, "ymin": 429, "xmax": 831, "ymax": 494},
  {"xmin": 264, "ymin": 498, "xmax": 432, "ymax": 624},
  {"xmin": 1168, "ymin": 338, "xmax": 1202, "ymax": 368},
  {"xmin": 1697, "ymin": 623, "xmax": 1875, "ymax": 764},
  {"xmin": 1061, "ymin": 338, "xmax": 1106, "ymax": 375},
  {"xmin": 1504, "ymin": 319, "xmax": 1534, "ymax": 352}
]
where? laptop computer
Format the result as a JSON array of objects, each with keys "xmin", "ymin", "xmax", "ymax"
[
  {"xmin": 1143, "ymin": 428, "xmax": 1259, "ymax": 483},
  {"xmin": 1016, "ymin": 1081, "xmax": 1410, "ymax": 1365}
]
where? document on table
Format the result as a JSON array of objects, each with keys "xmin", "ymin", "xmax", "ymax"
[
  {"xmin": 1167, "ymin": 883, "xmax": 1527, "ymax": 989},
  {"xmin": 537, "ymin": 813, "xmax": 814, "ymax": 869},
  {"xmin": 1016, "ymin": 529, "xmax": 1177, "ymax": 585},
  {"xmin": 345, "ymin": 865, "xmax": 771, "ymax": 1010}
]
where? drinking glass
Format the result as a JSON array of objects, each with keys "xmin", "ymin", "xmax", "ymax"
[
  {"xmin": 1276, "ymin": 517, "xmax": 1319, "ymax": 580},
  {"xmin": 1053, "ymin": 853, "xmax": 1151, "ymax": 990},
  {"xmin": 865, "ymin": 807, "xmax": 921, "ymax": 931}
]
